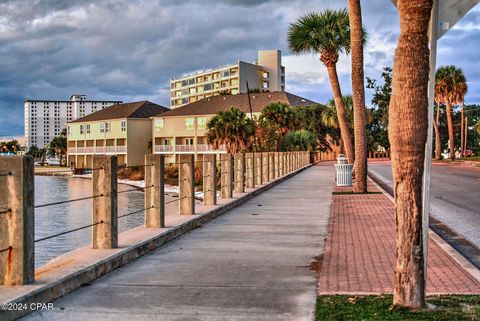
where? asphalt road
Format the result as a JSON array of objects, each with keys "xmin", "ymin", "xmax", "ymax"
[{"xmin": 368, "ymin": 161, "xmax": 480, "ymax": 250}]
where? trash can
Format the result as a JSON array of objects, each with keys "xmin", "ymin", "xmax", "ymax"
[
  {"xmin": 337, "ymin": 154, "xmax": 348, "ymax": 165},
  {"xmin": 335, "ymin": 163, "xmax": 353, "ymax": 186}
]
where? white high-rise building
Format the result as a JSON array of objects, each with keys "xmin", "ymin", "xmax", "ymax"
[{"xmin": 24, "ymin": 94, "xmax": 122, "ymax": 148}]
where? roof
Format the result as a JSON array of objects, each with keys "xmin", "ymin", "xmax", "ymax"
[
  {"xmin": 70, "ymin": 101, "xmax": 169, "ymax": 123},
  {"xmin": 154, "ymin": 92, "xmax": 318, "ymax": 118}
]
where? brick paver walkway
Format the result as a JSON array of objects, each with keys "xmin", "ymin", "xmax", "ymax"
[{"xmin": 319, "ymin": 179, "xmax": 480, "ymax": 295}]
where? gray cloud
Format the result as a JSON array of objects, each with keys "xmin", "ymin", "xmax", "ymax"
[{"xmin": 0, "ymin": 0, "xmax": 479, "ymax": 136}]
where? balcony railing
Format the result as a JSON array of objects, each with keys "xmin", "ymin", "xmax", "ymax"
[
  {"xmin": 154, "ymin": 144, "xmax": 226, "ymax": 153},
  {"xmin": 67, "ymin": 146, "xmax": 127, "ymax": 154},
  {"xmin": 196, "ymin": 144, "xmax": 226, "ymax": 152},
  {"xmin": 155, "ymin": 145, "xmax": 174, "ymax": 153},
  {"xmin": 175, "ymin": 145, "xmax": 196, "ymax": 152}
]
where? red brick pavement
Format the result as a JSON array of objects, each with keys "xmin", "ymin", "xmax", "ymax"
[{"xmin": 318, "ymin": 180, "xmax": 480, "ymax": 295}]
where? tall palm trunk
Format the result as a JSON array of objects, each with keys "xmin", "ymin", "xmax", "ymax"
[
  {"xmin": 348, "ymin": 0, "xmax": 367, "ymax": 192},
  {"xmin": 389, "ymin": 0, "xmax": 432, "ymax": 309},
  {"xmin": 460, "ymin": 102, "xmax": 464, "ymax": 157},
  {"xmin": 434, "ymin": 103, "xmax": 442, "ymax": 159},
  {"xmin": 326, "ymin": 64, "xmax": 355, "ymax": 164},
  {"xmin": 433, "ymin": 118, "xmax": 441, "ymax": 160},
  {"xmin": 445, "ymin": 103, "xmax": 455, "ymax": 160},
  {"xmin": 464, "ymin": 116, "xmax": 468, "ymax": 152}
]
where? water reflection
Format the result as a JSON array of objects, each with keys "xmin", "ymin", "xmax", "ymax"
[{"xmin": 35, "ymin": 176, "xmax": 144, "ymax": 267}]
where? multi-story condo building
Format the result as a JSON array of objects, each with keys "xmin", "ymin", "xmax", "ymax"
[
  {"xmin": 67, "ymin": 101, "xmax": 169, "ymax": 168},
  {"xmin": 151, "ymin": 92, "xmax": 315, "ymax": 163},
  {"xmin": 24, "ymin": 94, "xmax": 122, "ymax": 148},
  {"xmin": 169, "ymin": 50, "xmax": 285, "ymax": 108}
]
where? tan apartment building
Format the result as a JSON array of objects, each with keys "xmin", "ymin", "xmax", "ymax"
[
  {"xmin": 169, "ymin": 50, "xmax": 285, "ymax": 108},
  {"xmin": 67, "ymin": 101, "xmax": 169, "ymax": 168},
  {"xmin": 151, "ymin": 92, "xmax": 316, "ymax": 163}
]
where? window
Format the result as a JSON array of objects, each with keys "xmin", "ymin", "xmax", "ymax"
[
  {"xmin": 263, "ymin": 71, "xmax": 269, "ymax": 78},
  {"xmin": 189, "ymin": 88, "xmax": 196, "ymax": 94},
  {"xmin": 222, "ymin": 70, "xmax": 230, "ymax": 78},
  {"xmin": 231, "ymin": 78, "xmax": 238, "ymax": 86},
  {"xmin": 121, "ymin": 120, "xmax": 126, "ymax": 132},
  {"xmin": 105, "ymin": 123, "xmax": 110, "ymax": 133},
  {"xmin": 80, "ymin": 125, "xmax": 84, "ymax": 134},
  {"xmin": 185, "ymin": 118, "xmax": 194, "ymax": 131},
  {"xmin": 100, "ymin": 123, "xmax": 105, "ymax": 133},
  {"xmin": 67, "ymin": 126, "xmax": 71, "ymax": 135},
  {"xmin": 204, "ymin": 84, "xmax": 212, "ymax": 91},
  {"xmin": 197, "ymin": 117, "xmax": 207, "ymax": 130},
  {"xmin": 263, "ymin": 81, "xmax": 269, "ymax": 89},
  {"xmin": 182, "ymin": 98, "xmax": 188, "ymax": 104},
  {"xmin": 188, "ymin": 78, "xmax": 195, "ymax": 85},
  {"xmin": 86, "ymin": 124, "xmax": 91, "ymax": 134},
  {"xmin": 163, "ymin": 139, "xmax": 169, "ymax": 145},
  {"xmin": 182, "ymin": 80, "xmax": 188, "ymax": 86},
  {"xmin": 185, "ymin": 138, "xmax": 194, "ymax": 145},
  {"xmin": 155, "ymin": 118, "xmax": 164, "ymax": 131}
]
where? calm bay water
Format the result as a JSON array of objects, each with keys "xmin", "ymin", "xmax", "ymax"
[{"xmin": 35, "ymin": 176, "xmax": 145, "ymax": 267}]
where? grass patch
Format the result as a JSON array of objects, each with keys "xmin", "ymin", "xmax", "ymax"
[
  {"xmin": 316, "ymin": 295, "xmax": 480, "ymax": 321},
  {"xmin": 332, "ymin": 191, "xmax": 383, "ymax": 195}
]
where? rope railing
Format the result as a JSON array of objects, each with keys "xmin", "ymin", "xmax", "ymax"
[
  {"xmin": 34, "ymin": 220, "xmax": 104, "ymax": 243},
  {"xmin": 118, "ymin": 206, "xmax": 154, "ymax": 219},
  {"xmin": 0, "ymin": 246, "xmax": 12, "ymax": 254},
  {"xmin": 165, "ymin": 160, "xmax": 213, "ymax": 166},
  {"xmin": 34, "ymin": 194, "xmax": 104, "ymax": 209},
  {"xmin": 37, "ymin": 169, "xmax": 75, "ymax": 174},
  {"xmin": 165, "ymin": 196, "xmax": 186, "ymax": 205},
  {"xmin": 117, "ymin": 185, "xmax": 154, "ymax": 194},
  {"xmin": 0, "ymin": 152, "xmax": 310, "ymax": 284}
]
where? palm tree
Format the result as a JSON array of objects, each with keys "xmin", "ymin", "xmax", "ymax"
[
  {"xmin": 259, "ymin": 102, "xmax": 294, "ymax": 151},
  {"xmin": 323, "ymin": 96, "xmax": 354, "ymax": 128},
  {"xmin": 435, "ymin": 65, "xmax": 467, "ymax": 160},
  {"xmin": 321, "ymin": 96, "xmax": 354, "ymax": 154},
  {"xmin": 432, "ymin": 95, "xmax": 442, "ymax": 159},
  {"xmin": 206, "ymin": 107, "xmax": 254, "ymax": 154},
  {"xmin": 288, "ymin": 9, "xmax": 355, "ymax": 164},
  {"xmin": 456, "ymin": 81, "xmax": 468, "ymax": 156},
  {"xmin": 281, "ymin": 130, "xmax": 318, "ymax": 151},
  {"xmin": 389, "ymin": 0, "xmax": 432, "ymax": 309},
  {"xmin": 348, "ymin": 0, "xmax": 368, "ymax": 192}
]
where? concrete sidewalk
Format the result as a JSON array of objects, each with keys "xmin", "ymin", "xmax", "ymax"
[
  {"xmin": 319, "ymin": 179, "xmax": 480, "ymax": 295},
  {"xmin": 23, "ymin": 164, "xmax": 334, "ymax": 321}
]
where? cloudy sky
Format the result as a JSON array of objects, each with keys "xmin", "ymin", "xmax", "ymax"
[{"xmin": 0, "ymin": 0, "xmax": 479, "ymax": 136}]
